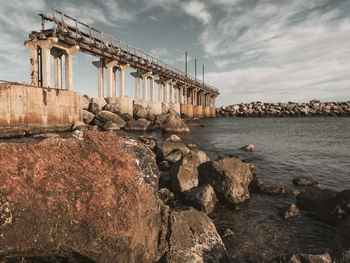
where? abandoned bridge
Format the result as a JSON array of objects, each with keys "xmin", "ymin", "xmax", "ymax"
[{"xmin": 23, "ymin": 8, "xmax": 219, "ymax": 118}]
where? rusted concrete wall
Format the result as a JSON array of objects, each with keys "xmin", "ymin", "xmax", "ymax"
[{"xmin": 0, "ymin": 84, "xmax": 81, "ymax": 137}]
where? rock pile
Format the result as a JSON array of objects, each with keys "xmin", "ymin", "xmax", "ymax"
[
  {"xmin": 81, "ymin": 95, "xmax": 190, "ymax": 133},
  {"xmin": 217, "ymin": 100, "xmax": 350, "ymax": 117}
]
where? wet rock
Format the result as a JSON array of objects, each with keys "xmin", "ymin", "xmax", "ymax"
[
  {"xmin": 101, "ymin": 120, "xmax": 121, "ymax": 131},
  {"xmin": 241, "ymin": 144, "xmax": 255, "ymax": 152},
  {"xmin": 168, "ymin": 134, "xmax": 182, "ymax": 143},
  {"xmin": 199, "ymin": 157, "xmax": 254, "ymax": 205},
  {"xmin": 158, "ymin": 188, "xmax": 175, "ymax": 205},
  {"xmin": 162, "ymin": 102, "xmax": 169, "ymax": 114},
  {"xmin": 102, "ymin": 103, "xmax": 121, "ymax": 114},
  {"xmin": 154, "ymin": 113, "xmax": 171, "ymax": 129},
  {"xmin": 262, "ymin": 186, "xmax": 300, "ymax": 196},
  {"xmin": 156, "ymin": 139, "xmax": 190, "ymax": 161},
  {"xmin": 33, "ymin": 133, "xmax": 60, "ymax": 139},
  {"xmin": 138, "ymin": 136, "xmax": 156, "ymax": 151},
  {"xmin": 119, "ymin": 113, "xmax": 133, "ymax": 122},
  {"xmin": 124, "ymin": 118, "xmax": 150, "ymax": 131},
  {"xmin": 164, "ymin": 150, "xmax": 183, "ymax": 164},
  {"xmin": 181, "ymin": 184, "xmax": 218, "ymax": 214},
  {"xmin": 170, "ymin": 153, "xmax": 199, "ymax": 193},
  {"xmin": 133, "ymin": 104, "xmax": 148, "ymax": 120},
  {"xmin": 278, "ymin": 204, "xmax": 301, "ymax": 219},
  {"xmin": 89, "ymin": 97, "xmax": 107, "ymax": 114},
  {"xmin": 217, "ymin": 154, "xmax": 225, "ymax": 160},
  {"xmin": 82, "ymin": 110, "xmax": 95, "ymax": 124},
  {"xmin": 164, "ymin": 207, "xmax": 229, "ymax": 263},
  {"xmin": 161, "ymin": 115, "xmax": 190, "ymax": 133},
  {"xmin": 270, "ymin": 252, "xmax": 332, "ymax": 263},
  {"xmin": 190, "ymin": 148, "xmax": 210, "ymax": 168},
  {"xmin": 0, "ymin": 131, "xmax": 164, "ymax": 263},
  {"xmin": 222, "ymin": 228, "xmax": 235, "ymax": 238},
  {"xmin": 94, "ymin": 110, "xmax": 126, "ymax": 129},
  {"xmin": 81, "ymin": 95, "xmax": 90, "ymax": 110},
  {"xmin": 249, "ymin": 177, "xmax": 267, "ymax": 193},
  {"xmin": 249, "ymin": 163, "xmax": 257, "ymax": 176},
  {"xmin": 293, "ymin": 177, "xmax": 319, "ymax": 186},
  {"xmin": 296, "ymin": 187, "xmax": 350, "ymax": 224}
]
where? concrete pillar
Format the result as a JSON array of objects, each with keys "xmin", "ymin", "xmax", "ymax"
[
  {"xmin": 51, "ymin": 50, "xmax": 63, "ymax": 90},
  {"xmin": 64, "ymin": 46, "xmax": 79, "ymax": 91},
  {"xmin": 163, "ymin": 81, "xmax": 169, "ymax": 103},
  {"xmin": 106, "ymin": 60, "xmax": 119, "ymax": 98},
  {"xmin": 92, "ymin": 59, "xmax": 104, "ymax": 98},
  {"xmin": 169, "ymin": 83, "xmax": 173, "ymax": 103},
  {"xmin": 150, "ymin": 77, "xmax": 155, "ymax": 101},
  {"xmin": 24, "ymin": 42, "xmax": 39, "ymax": 86},
  {"xmin": 117, "ymin": 64, "xmax": 129, "ymax": 98},
  {"xmin": 40, "ymin": 43, "xmax": 52, "ymax": 88},
  {"xmin": 135, "ymin": 77, "xmax": 140, "ymax": 99},
  {"xmin": 142, "ymin": 75, "xmax": 147, "ymax": 100},
  {"xmin": 180, "ymin": 87, "xmax": 184, "ymax": 104},
  {"xmin": 158, "ymin": 83, "xmax": 162, "ymax": 102},
  {"xmin": 112, "ymin": 69, "xmax": 117, "ymax": 98}
]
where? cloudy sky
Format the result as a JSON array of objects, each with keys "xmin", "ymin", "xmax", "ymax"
[{"xmin": 0, "ymin": 0, "xmax": 349, "ymax": 105}]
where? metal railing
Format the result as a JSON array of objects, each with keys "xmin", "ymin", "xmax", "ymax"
[{"xmin": 39, "ymin": 8, "xmax": 218, "ymax": 94}]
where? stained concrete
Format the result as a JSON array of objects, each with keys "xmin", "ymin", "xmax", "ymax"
[
  {"xmin": 193, "ymin": 105, "xmax": 203, "ymax": 118},
  {"xmin": 203, "ymin": 106, "xmax": 211, "ymax": 118},
  {"xmin": 0, "ymin": 83, "xmax": 81, "ymax": 138},
  {"xmin": 169, "ymin": 103, "xmax": 180, "ymax": 115},
  {"xmin": 211, "ymin": 107, "xmax": 216, "ymax": 117}
]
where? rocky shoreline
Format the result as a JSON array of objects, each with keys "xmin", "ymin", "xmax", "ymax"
[
  {"xmin": 217, "ymin": 100, "xmax": 350, "ymax": 117},
  {"xmin": 0, "ymin": 128, "xmax": 349, "ymax": 262}
]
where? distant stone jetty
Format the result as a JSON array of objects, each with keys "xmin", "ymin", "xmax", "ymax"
[{"xmin": 216, "ymin": 100, "xmax": 350, "ymax": 117}]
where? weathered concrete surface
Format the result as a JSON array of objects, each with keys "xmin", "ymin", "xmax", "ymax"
[
  {"xmin": 115, "ymin": 96, "xmax": 133, "ymax": 116},
  {"xmin": 180, "ymin": 104, "xmax": 188, "ymax": 117},
  {"xmin": 169, "ymin": 103, "xmax": 180, "ymax": 115},
  {"xmin": 203, "ymin": 106, "xmax": 211, "ymax": 118},
  {"xmin": 193, "ymin": 105, "xmax": 203, "ymax": 118},
  {"xmin": 187, "ymin": 104, "xmax": 194, "ymax": 118},
  {"xmin": 210, "ymin": 107, "xmax": 216, "ymax": 117},
  {"xmin": 0, "ymin": 131, "xmax": 164, "ymax": 263},
  {"xmin": 0, "ymin": 84, "xmax": 82, "ymax": 137},
  {"xmin": 148, "ymin": 101, "xmax": 162, "ymax": 115}
]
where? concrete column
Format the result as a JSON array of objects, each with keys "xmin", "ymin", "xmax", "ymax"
[
  {"xmin": 117, "ymin": 64, "xmax": 129, "ymax": 98},
  {"xmin": 135, "ymin": 77, "xmax": 140, "ymax": 99},
  {"xmin": 142, "ymin": 75, "xmax": 148, "ymax": 100},
  {"xmin": 106, "ymin": 60, "xmax": 119, "ymax": 98},
  {"xmin": 158, "ymin": 83, "xmax": 162, "ymax": 102},
  {"xmin": 150, "ymin": 77, "xmax": 155, "ymax": 101},
  {"xmin": 64, "ymin": 46, "xmax": 79, "ymax": 91},
  {"xmin": 24, "ymin": 42, "xmax": 39, "ymax": 86},
  {"xmin": 180, "ymin": 87, "xmax": 184, "ymax": 104},
  {"xmin": 112, "ymin": 69, "xmax": 117, "ymax": 98},
  {"xmin": 169, "ymin": 83, "xmax": 173, "ymax": 103},
  {"xmin": 174, "ymin": 87, "xmax": 178, "ymax": 103},
  {"xmin": 163, "ymin": 81, "xmax": 169, "ymax": 103},
  {"xmin": 40, "ymin": 43, "xmax": 52, "ymax": 88},
  {"xmin": 92, "ymin": 59, "xmax": 104, "ymax": 98},
  {"xmin": 54, "ymin": 54, "xmax": 62, "ymax": 89}
]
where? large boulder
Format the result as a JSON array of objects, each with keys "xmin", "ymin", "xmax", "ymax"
[
  {"xmin": 170, "ymin": 153, "xmax": 199, "ymax": 193},
  {"xmin": 164, "ymin": 207, "xmax": 229, "ymax": 263},
  {"xmin": 146, "ymin": 106, "xmax": 157, "ymax": 122},
  {"xmin": 0, "ymin": 131, "xmax": 165, "ymax": 263},
  {"xmin": 181, "ymin": 184, "xmax": 218, "ymax": 214},
  {"xmin": 190, "ymin": 147, "xmax": 210, "ymax": 168},
  {"xmin": 296, "ymin": 187, "xmax": 350, "ymax": 224},
  {"xmin": 270, "ymin": 252, "xmax": 332, "ymax": 263},
  {"xmin": 89, "ymin": 97, "xmax": 107, "ymax": 114},
  {"xmin": 161, "ymin": 115, "xmax": 190, "ymax": 133},
  {"xmin": 162, "ymin": 102, "xmax": 169, "ymax": 114},
  {"xmin": 198, "ymin": 157, "xmax": 254, "ymax": 205},
  {"xmin": 102, "ymin": 103, "xmax": 121, "ymax": 114},
  {"xmin": 156, "ymin": 138, "xmax": 190, "ymax": 161},
  {"xmin": 82, "ymin": 109, "xmax": 95, "ymax": 124},
  {"xmin": 154, "ymin": 113, "xmax": 171, "ymax": 128},
  {"xmin": 94, "ymin": 110, "xmax": 126, "ymax": 129},
  {"xmin": 81, "ymin": 95, "xmax": 90, "ymax": 110},
  {"xmin": 133, "ymin": 104, "xmax": 148, "ymax": 120},
  {"xmin": 124, "ymin": 118, "xmax": 151, "ymax": 131}
]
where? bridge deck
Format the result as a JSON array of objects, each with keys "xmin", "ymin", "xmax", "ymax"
[{"xmin": 31, "ymin": 9, "xmax": 218, "ymax": 95}]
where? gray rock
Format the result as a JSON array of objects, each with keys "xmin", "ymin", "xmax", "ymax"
[
  {"xmin": 161, "ymin": 115, "xmax": 190, "ymax": 133},
  {"xmin": 293, "ymin": 177, "xmax": 319, "ymax": 186},
  {"xmin": 199, "ymin": 157, "xmax": 254, "ymax": 205},
  {"xmin": 165, "ymin": 150, "xmax": 183, "ymax": 164},
  {"xmin": 82, "ymin": 109, "xmax": 94, "ymax": 124},
  {"xmin": 154, "ymin": 113, "xmax": 171, "ymax": 128},
  {"xmin": 124, "ymin": 118, "xmax": 150, "ymax": 131},
  {"xmin": 146, "ymin": 106, "xmax": 157, "ymax": 121},
  {"xmin": 133, "ymin": 104, "xmax": 148, "ymax": 120},
  {"xmin": 89, "ymin": 97, "xmax": 107, "ymax": 114},
  {"xmin": 278, "ymin": 204, "xmax": 301, "ymax": 219},
  {"xmin": 81, "ymin": 95, "xmax": 90, "ymax": 110},
  {"xmin": 181, "ymin": 184, "xmax": 218, "ymax": 214},
  {"xmin": 222, "ymin": 228, "xmax": 235, "ymax": 238},
  {"xmin": 165, "ymin": 207, "xmax": 229, "ymax": 263},
  {"xmin": 102, "ymin": 103, "xmax": 121, "ymax": 114},
  {"xmin": 119, "ymin": 113, "xmax": 132, "ymax": 122},
  {"xmin": 170, "ymin": 153, "xmax": 199, "ymax": 193},
  {"xmin": 167, "ymin": 134, "xmax": 182, "ymax": 143},
  {"xmin": 158, "ymin": 188, "xmax": 175, "ymax": 205},
  {"xmin": 33, "ymin": 133, "xmax": 60, "ymax": 139},
  {"xmin": 190, "ymin": 148, "xmax": 210, "ymax": 168},
  {"xmin": 101, "ymin": 120, "xmax": 121, "ymax": 131},
  {"xmin": 159, "ymin": 160, "xmax": 172, "ymax": 172},
  {"xmin": 241, "ymin": 144, "xmax": 255, "ymax": 152},
  {"xmin": 162, "ymin": 102, "xmax": 169, "ymax": 114},
  {"xmin": 94, "ymin": 110, "xmax": 126, "ymax": 129},
  {"xmin": 156, "ymin": 139, "xmax": 190, "ymax": 161}
]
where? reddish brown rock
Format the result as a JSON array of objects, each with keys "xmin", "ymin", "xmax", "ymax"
[{"xmin": 0, "ymin": 131, "xmax": 164, "ymax": 263}]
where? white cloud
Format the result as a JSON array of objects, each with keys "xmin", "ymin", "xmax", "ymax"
[
  {"xmin": 181, "ymin": 1, "xmax": 212, "ymax": 24},
  {"xmin": 150, "ymin": 48, "xmax": 168, "ymax": 56}
]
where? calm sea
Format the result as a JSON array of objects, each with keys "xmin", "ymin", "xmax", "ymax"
[{"xmin": 179, "ymin": 117, "xmax": 350, "ymax": 262}]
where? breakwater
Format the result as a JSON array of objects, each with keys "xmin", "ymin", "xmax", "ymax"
[{"xmin": 216, "ymin": 100, "xmax": 350, "ymax": 117}]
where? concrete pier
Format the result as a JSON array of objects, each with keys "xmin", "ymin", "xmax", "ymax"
[{"xmin": 193, "ymin": 105, "xmax": 203, "ymax": 118}]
